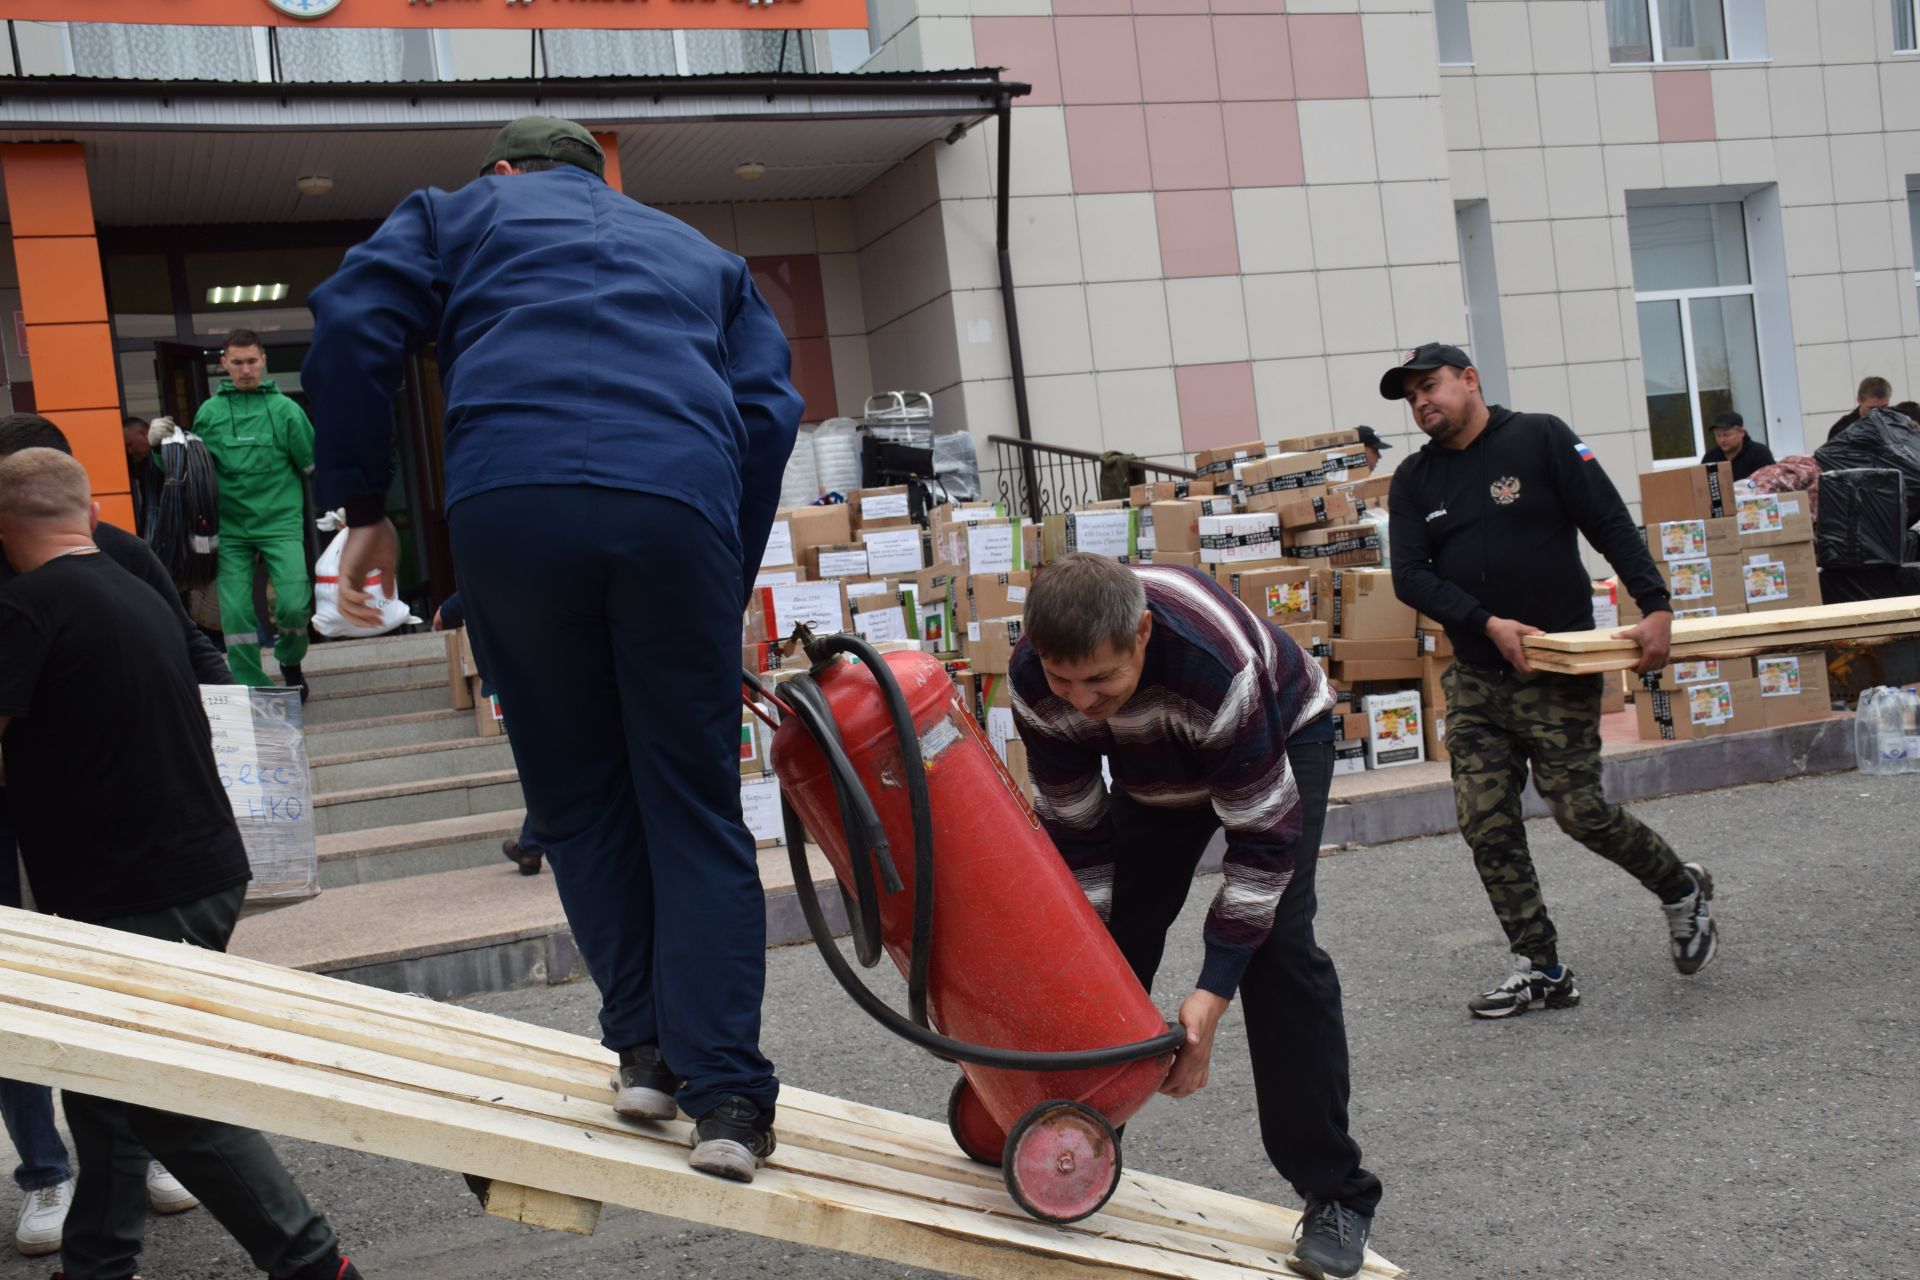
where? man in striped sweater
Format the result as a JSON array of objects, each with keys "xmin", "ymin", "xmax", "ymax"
[{"xmin": 1010, "ymin": 554, "xmax": 1382, "ymax": 1280}]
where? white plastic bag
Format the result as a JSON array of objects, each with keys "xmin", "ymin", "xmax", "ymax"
[{"xmin": 312, "ymin": 510, "xmax": 421, "ymax": 638}]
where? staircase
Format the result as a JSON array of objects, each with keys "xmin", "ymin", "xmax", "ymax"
[{"xmin": 228, "ymin": 631, "xmax": 841, "ymax": 1001}]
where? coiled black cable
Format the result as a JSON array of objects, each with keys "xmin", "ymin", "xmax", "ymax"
[
  {"xmin": 749, "ymin": 634, "xmax": 1186, "ymax": 1073},
  {"xmin": 146, "ymin": 429, "xmax": 221, "ymax": 591}
]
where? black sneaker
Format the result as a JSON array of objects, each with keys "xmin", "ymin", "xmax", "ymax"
[
  {"xmin": 1467, "ymin": 957, "xmax": 1580, "ymax": 1019},
  {"xmin": 500, "ymin": 839, "xmax": 544, "ymax": 876},
  {"xmin": 1662, "ymin": 862, "xmax": 1718, "ymax": 975},
  {"xmin": 277, "ymin": 1251, "xmax": 363, "ymax": 1280},
  {"xmin": 280, "ymin": 662, "xmax": 310, "ymax": 703},
  {"xmin": 688, "ymin": 1096, "xmax": 776, "ymax": 1183},
  {"xmin": 1290, "ymin": 1198, "xmax": 1371, "ymax": 1280},
  {"xmin": 609, "ymin": 1044, "xmax": 682, "ymax": 1121}
]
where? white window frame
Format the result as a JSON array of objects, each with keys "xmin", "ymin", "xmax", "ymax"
[
  {"xmin": 1899, "ymin": 0, "xmax": 1920, "ymax": 53},
  {"xmin": 1608, "ymin": 0, "xmax": 1768, "ymax": 66}
]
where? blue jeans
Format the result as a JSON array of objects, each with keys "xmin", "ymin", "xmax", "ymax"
[{"xmin": 0, "ymin": 792, "xmax": 73, "ymax": 1191}]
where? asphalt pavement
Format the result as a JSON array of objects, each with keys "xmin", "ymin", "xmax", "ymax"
[{"xmin": 3, "ymin": 768, "xmax": 1915, "ymax": 1280}]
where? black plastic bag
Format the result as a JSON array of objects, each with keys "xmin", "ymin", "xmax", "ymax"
[
  {"xmin": 1813, "ymin": 407, "xmax": 1920, "ymax": 523},
  {"xmin": 1816, "ymin": 468, "xmax": 1908, "ymax": 567}
]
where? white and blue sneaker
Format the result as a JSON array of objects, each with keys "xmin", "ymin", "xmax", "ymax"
[{"xmin": 1662, "ymin": 862, "xmax": 1718, "ymax": 975}]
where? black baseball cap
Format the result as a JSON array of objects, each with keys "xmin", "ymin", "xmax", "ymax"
[
  {"xmin": 1378, "ymin": 343, "xmax": 1473, "ymax": 400},
  {"xmin": 1713, "ymin": 410, "xmax": 1744, "ymax": 430},
  {"xmin": 1354, "ymin": 425, "xmax": 1392, "ymax": 452},
  {"xmin": 480, "ymin": 116, "xmax": 606, "ymax": 180}
]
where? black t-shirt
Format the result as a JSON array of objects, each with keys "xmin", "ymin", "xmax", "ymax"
[{"xmin": 0, "ymin": 552, "xmax": 249, "ymax": 922}]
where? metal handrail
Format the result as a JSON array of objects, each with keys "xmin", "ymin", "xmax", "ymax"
[{"xmin": 986, "ymin": 435, "xmax": 1197, "ymax": 522}]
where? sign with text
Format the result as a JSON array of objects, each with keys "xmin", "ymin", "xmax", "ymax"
[
  {"xmin": 0, "ymin": 0, "xmax": 866, "ymax": 32},
  {"xmin": 201, "ymin": 685, "xmax": 319, "ymax": 907}
]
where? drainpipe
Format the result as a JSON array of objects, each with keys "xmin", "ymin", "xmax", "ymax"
[{"xmin": 992, "ymin": 93, "xmax": 1041, "ymax": 519}]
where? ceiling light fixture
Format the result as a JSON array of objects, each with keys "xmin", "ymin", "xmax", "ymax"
[
  {"xmin": 295, "ymin": 175, "xmax": 334, "ymax": 197},
  {"xmin": 205, "ymin": 283, "xmax": 290, "ymax": 306},
  {"xmin": 733, "ymin": 162, "xmax": 767, "ymax": 182}
]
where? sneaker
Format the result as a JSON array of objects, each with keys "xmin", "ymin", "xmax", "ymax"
[
  {"xmin": 1467, "ymin": 956, "xmax": 1581, "ymax": 1019},
  {"xmin": 500, "ymin": 840, "xmax": 544, "ymax": 876},
  {"xmin": 688, "ymin": 1096, "xmax": 776, "ymax": 1183},
  {"xmin": 146, "ymin": 1161, "xmax": 199, "ymax": 1214},
  {"xmin": 1662, "ymin": 862, "xmax": 1718, "ymax": 975},
  {"xmin": 1290, "ymin": 1198, "xmax": 1372, "ymax": 1280},
  {"xmin": 14, "ymin": 1177, "xmax": 71, "ymax": 1257},
  {"xmin": 280, "ymin": 662, "xmax": 310, "ymax": 703},
  {"xmin": 278, "ymin": 1251, "xmax": 364, "ymax": 1280},
  {"xmin": 609, "ymin": 1044, "xmax": 682, "ymax": 1121}
]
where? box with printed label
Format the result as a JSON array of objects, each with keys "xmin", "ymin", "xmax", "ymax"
[
  {"xmin": 1757, "ymin": 654, "xmax": 1832, "ymax": 727},
  {"xmin": 1198, "ymin": 512, "xmax": 1283, "ymax": 564},
  {"xmin": 1638, "ymin": 657, "xmax": 1755, "ymax": 693},
  {"xmin": 1414, "ymin": 615, "xmax": 1454, "ymax": 658},
  {"xmin": 968, "ymin": 617, "xmax": 1025, "ymax": 674},
  {"xmin": 860, "ymin": 526, "xmax": 925, "ymax": 576},
  {"xmin": 1130, "ymin": 479, "xmax": 1216, "ymax": 505},
  {"xmin": 759, "ymin": 518, "xmax": 797, "ymax": 570},
  {"xmin": 960, "ymin": 571, "xmax": 1032, "ymax": 629},
  {"xmin": 1285, "ymin": 523, "xmax": 1383, "ymax": 568},
  {"xmin": 973, "ymin": 672, "xmax": 1017, "ymax": 762},
  {"xmin": 850, "ymin": 485, "xmax": 913, "ymax": 530},
  {"xmin": 849, "ymin": 591, "xmax": 918, "ymax": 645},
  {"xmin": 754, "ymin": 580, "xmax": 849, "ymax": 641},
  {"xmin": 1634, "ymin": 677, "xmax": 1764, "ymax": 740},
  {"xmin": 753, "ymin": 565, "xmax": 807, "ymax": 592},
  {"xmin": 1145, "ymin": 549, "xmax": 1204, "ymax": 568},
  {"xmin": 781, "ymin": 504, "xmax": 854, "ymax": 561},
  {"xmin": 941, "ymin": 518, "xmax": 1031, "ymax": 574},
  {"xmin": 1002, "ymin": 735, "xmax": 1037, "ymax": 806},
  {"xmin": 1644, "ymin": 517, "xmax": 1739, "ymax": 563},
  {"xmin": 740, "ymin": 705, "xmax": 772, "ymax": 777},
  {"xmin": 807, "ymin": 543, "xmax": 870, "ymax": 580},
  {"xmin": 1272, "ymin": 489, "xmax": 1365, "ymax": 531},
  {"xmin": 1239, "ymin": 453, "xmax": 1328, "ymax": 512},
  {"xmin": 1656, "ymin": 555, "xmax": 1744, "ymax": 611},
  {"xmin": 1331, "ymin": 474, "xmax": 1392, "ymax": 511},
  {"xmin": 1041, "ymin": 508, "xmax": 1138, "ymax": 562},
  {"xmin": 1322, "ymin": 567, "xmax": 1416, "ymax": 639},
  {"xmin": 1333, "ymin": 738, "xmax": 1367, "ymax": 775},
  {"xmin": 473, "ymin": 680, "xmax": 503, "ymax": 738},
  {"xmin": 1193, "ymin": 440, "xmax": 1267, "ymax": 479},
  {"xmin": 1217, "ymin": 565, "xmax": 1313, "ymax": 621},
  {"xmin": 1362, "ymin": 690, "xmax": 1425, "ymax": 769},
  {"xmin": 446, "ymin": 631, "xmax": 475, "ymax": 710},
  {"xmin": 1731, "ymin": 492, "xmax": 1814, "ymax": 548},
  {"xmin": 1590, "ymin": 582, "xmax": 1625, "ymax": 630},
  {"xmin": 739, "ymin": 775, "xmax": 785, "ymax": 848},
  {"xmin": 1638, "ymin": 463, "xmax": 1735, "ymax": 525},
  {"xmin": 1738, "ymin": 543, "xmax": 1819, "ymax": 612},
  {"xmin": 1425, "ymin": 709, "xmax": 1449, "ymax": 764}
]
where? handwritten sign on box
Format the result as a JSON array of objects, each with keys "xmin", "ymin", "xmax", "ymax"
[{"xmin": 201, "ymin": 686, "xmax": 319, "ymax": 907}]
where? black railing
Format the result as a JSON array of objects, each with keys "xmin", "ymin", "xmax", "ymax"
[{"xmin": 987, "ymin": 436, "xmax": 1197, "ymax": 523}]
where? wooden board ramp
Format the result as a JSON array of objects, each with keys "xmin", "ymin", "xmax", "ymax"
[
  {"xmin": 1523, "ymin": 595, "xmax": 1920, "ymax": 673},
  {"xmin": 0, "ymin": 907, "xmax": 1402, "ymax": 1280}
]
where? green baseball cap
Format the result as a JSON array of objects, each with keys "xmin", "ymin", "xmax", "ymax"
[{"xmin": 479, "ymin": 116, "xmax": 606, "ymax": 180}]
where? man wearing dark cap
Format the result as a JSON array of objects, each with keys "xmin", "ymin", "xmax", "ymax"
[
  {"xmin": 1380, "ymin": 343, "xmax": 1718, "ymax": 1019},
  {"xmin": 1699, "ymin": 411, "xmax": 1774, "ymax": 481},
  {"xmin": 303, "ymin": 116, "xmax": 802, "ymax": 1181},
  {"xmin": 1353, "ymin": 426, "xmax": 1391, "ymax": 472}
]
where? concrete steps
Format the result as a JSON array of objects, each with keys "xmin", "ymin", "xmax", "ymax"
[
  {"xmin": 303, "ymin": 677, "xmax": 460, "ymax": 726},
  {"xmin": 295, "ymin": 630, "xmax": 447, "ymax": 673},
  {"xmin": 314, "ymin": 769, "xmax": 523, "ymax": 836},
  {"xmin": 306, "ymin": 653, "xmax": 453, "ymax": 699},
  {"xmin": 304, "ymin": 709, "xmax": 478, "ymax": 756},
  {"xmin": 318, "ymin": 809, "xmax": 527, "ymax": 888},
  {"xmin": 310, "ymin": 736, "xmax": 518, "ymax": 792}
]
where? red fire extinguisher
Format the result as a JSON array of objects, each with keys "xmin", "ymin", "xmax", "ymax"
[{"xmin": 756, "ymin": 631, "xmax": 1181, "ymax": 1224}]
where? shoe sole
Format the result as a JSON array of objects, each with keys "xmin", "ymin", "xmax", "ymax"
[
  {"xmin": 1469, "ymin": 989, "xmax": 1580, "ymax": 1019},
  {"xmin": 1286, "ymin": 1250, "xmax": 1362, "ymax": 1279},
  {"xmin": 611, "ymin": 1084, "xmax": 679, "ymax": 1121},
  {"xmin": 149, "ymin": 1196, "xmax": 201, "ymax": 1214},
  {"xmin": 689, "ymin": 1138, "xmax": 767, "ymax": 1183},
  {"xmin": 14, "ymin": 1236, "xmax": 60, "ymax": 1257}
]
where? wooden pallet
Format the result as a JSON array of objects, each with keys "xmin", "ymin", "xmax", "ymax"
[
  {"xmin": 1522, "ymin": 596, "xmax": 1920, "ymax": 673},
  {"xmin": 0, "ymin": 907, "xmax": 1401, "ymax": 1280}
]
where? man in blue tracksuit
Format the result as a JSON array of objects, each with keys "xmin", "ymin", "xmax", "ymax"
[{"xmin": 302, "ymin": 117, "xmax": 802, "ymax": 1182}]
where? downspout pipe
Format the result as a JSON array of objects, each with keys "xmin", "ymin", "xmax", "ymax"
[{"xmin": 993, "ymin": 93, "xmax": 1041, "ymax": 520}]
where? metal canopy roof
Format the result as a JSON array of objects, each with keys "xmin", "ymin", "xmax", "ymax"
[{"xmin": 0, "ymin": 71, "xmax": 1021, "ymax": 222}]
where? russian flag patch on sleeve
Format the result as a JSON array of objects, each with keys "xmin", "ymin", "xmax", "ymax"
[{"xmin": 1575, "ymin": 440, "xmax": 1596, "ymax": 462}]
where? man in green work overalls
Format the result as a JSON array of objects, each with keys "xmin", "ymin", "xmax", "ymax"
[{"xmin": 193, "ymin": 328, "xmax": 316, "ymax": 694}]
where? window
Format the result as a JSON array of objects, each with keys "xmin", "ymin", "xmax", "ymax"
[
  {"xmin": 1607, "ymin": 0, "xmax": 1765, "ymax": 63},
  {"xmin": 1907, "ymin": 183, "xmax": 1920, "ymax": 318},
  {"xmin": 277, "ymin": 28, "xmax": 438, "ymax": 82},
  {"xmin": 68, "ymin": 22, "xmax": 255, "ymax": 80},
  {"xmin": 1434, "ymin": 0, "xmax": 1472, "ymax": 65},
  {"xmin": 1628, "ymin": 202, "xmax": 1766, "ymax": 463},
  {"xmin": 1898, "ymin": 0, "xmax": 1918, "ymax": 52}
]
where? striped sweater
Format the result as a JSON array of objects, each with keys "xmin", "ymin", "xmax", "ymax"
[{"xmin": 1009, "ymin": 565, "xmax": 1337, "ymax": 998}]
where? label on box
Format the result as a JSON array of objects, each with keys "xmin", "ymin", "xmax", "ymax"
[
  {"xmin": 844, "ymin": 580, "xmax": 891, "ymax": 600},
  {"xmin": 1592, "ymin": 601, "xmax": 1620, "ymax": 630},
  {"xmin": 1667, "ymin": 558, "xmax": 1714, "ymax": 600},
  {"xmin": 1779, "ymin": 497, "xmax": 1802, "ymax": 516},
  {"xmin": 968, "ymin": 523, "xmax": 1016, "ymax": 574},
  {"xmin": 852, "ymin": 606, "xmax": 910, "ymax": 643},
  {"xmin": 755, "ymin": 569, "xmax": 800, "ymax": 588},
  {"xmin": 740, "ymin": 715, "xmax": 762, "ymax": 766},
  {"xmin": 1675, "ymin": 606, "xmax": 1721, "ymax": 619},
  {"xmin": 1069, "ymin": 509, "xmax": 1135, "ymax": 559},
  {"xmin": 817, "ymin": 549, "xmax": 869, "ymax": 579},
  {"xmin": 768, "ymin": 582, "xmax": 843, "ymax": 635},
  {"xmin": 1757, "ymin": 656, "xmax": 1802, "ymax": 697},
  {"xmin": 1265, "ymin": 582, "xmax": 1312, "ymax": 618},
  {"xmin": 1743, "ymin": 556, "xmax": 1788, "ymax": 604},
  {"xmin": 740, "ymin": 776, "xmax": 784, "ymax": 843},
  {"xmin": 761, "ymin": 520, "xmax": 794, "ymax": 569},
  {"xmin": 862, "ymin": 527, "xmax": 924, "ymax": 575},
  {"xmin": 1659, "ymin": 520, "xmax": 1707, "ymax": 560},
  {"xmin": 1673, "ymin": 660, "xmax": 1721, "ymax": 683},
  {"xmin": 862, "ymin": 492, "xmax": 911, "ymax": 522},
  {"xmin": 1736, "ymin": 493, "xmax": 1781, "ymax": 534},
  {"xmin": 1006, "ymin": 584, "xmax": 1028, "ymax": 604},
  {"xmin": 986, "ymin": 706, "xmax": 1016, "ymax": 762},
  {"xmin": 1687, "ymin": 681, "xmax": 1734, "ymax": 725}
]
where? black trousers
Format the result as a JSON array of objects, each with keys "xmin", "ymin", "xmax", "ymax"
[
  {"xmin": 60, "ymin": 886, "xmax": 337, "ymax": 1280},
  {"xmin": 1107, "ymin": 741, "xmax": 1382, "ymax": 1215}
]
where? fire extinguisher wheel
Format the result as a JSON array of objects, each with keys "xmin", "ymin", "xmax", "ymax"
[
  {"xmin": 946, "ymin": 1076, "xmax": 1007, "ymax": 1167},
  {"xmin": 1001, "ymin": 1099, "xmax": 1122, "ymax": 1224}
]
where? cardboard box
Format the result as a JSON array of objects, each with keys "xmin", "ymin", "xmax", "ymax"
[
  {"xmin": 1332, "ymin": 655, "xmax": 1424, "ymax": 683},
  {"xmin": 446, "ymin": 631, "xmax": 474, "ymax": 710},
  {"xmin": 851, "ymin": 485, "xmax": 913, "ymax": 530},
  {"xmin": 1731, "ymin": 492, "xmax": 1814, "ymax": 548},
  {"xmin": 1635, "ymin": 677, "xmax": 1764, "ymax": 740},
  {"xmin": 1657, "ymin": 555, "xmax": 1744, "ymax": 612},
  {"xmin": 1041, "ymin": 508, "xmax": 1139, "ymax": 562},
  {"xmin": 759, "ymin": 517, "xmax": 797, "ymax": 571},
  {"xmin": 1332, "ymin": 474, "xmax": 1393, "ymax": 511},
  {"xmin": 1333, "ymin": 738, "xmax": 1367, "ymax": 776},
  {"xmin": 974, "ymin": 671, "xmax": 1017, "ymax": 761},
  {"xmin": 1145, "ymin": 549, "xmax": 1204, "ymax": 569},
  {"xmin": 860, "ymin": 526, "xmax": 925, "ymax": 576},
  {"xmin": 968, "ymin": 616, "xmax": 1025, "ymax": 674},
  {"xmin": 1333, "ymin": 637, "xmax": 1418, "ymax": 663},
  {"xmin": 1199, "ymin": 512, "xmax": 1283, "ymax": 564},
  {"xmin": 850, "ymin": 591, "xmax": 917, "ymax": 644},
  {"xmin": 782, "ymin": 504, "xmax": 854, "ymax": 561},
  {"xmin": 1193, "ymin": 440, "xmax": 1267, "ymax": 479},
  {"xmin": 458, "ymin": 626, "xmax": 482, "ymax": 682},
  {"xmin": 1757, "ymin": 653, "xmax": 1833, "ymax": 726},
  {"xmin": 1363, "ymin": 690, "xmax": 1425, "ymax": 769},
  {"xmin": 1286, "ymin": 522, "xmax": 1383, "ymax": 568},
  {"xmin": 1414, "ymin": 615, "xmax": 1454, "ymax": 658},
  {"xmin": 1273, "ymin": 489, "xmax": 1365, "ymax": 531},
  {"xmin": 1129, "ymin": 479, "xmax": 1215, "ymax": 504},
  {"xmin": 755, "ymin": 580, "xmax": 849, "ymax": 640},
  {"xmin": 1219, "ymin": 565, "xmax": 1313, "ymax": 622},
  {"xmin": 739, "ymin": 774, "xmax": 785, "ymax": 848},
  {"xmin": 1324, "ymin": 567, "xmax": 1416, "ymax": 639},
  {"xmin": 960, "ymin": 572, "xmax": 1033, "ymax": 630},
  {"xmin": 753, "ymin": 566, "xmax": 806, "ymax": 590},
  {"xmin": 1239, "ymin": 452, "xmax": 1328, "ymax": 511},
  {"xmin": 1590, "ymin": 582, "xmax": 1625, "ymax": 631},
  {"xmin": 1424, "ymin": 708, "xmax": 1449, "ymax": 763},
  {"xmin": 1601, "ymin": 676, "xmax": 1624, "ymax": 715},
  {"xmin": 1638, "ymin": 462, "xmax": 1734, "ymax": 525},
  {"xmin": 1419, "ymin": 654, "xmax": 1449, "ymax": 712},
  {"xmin": 1645, "ymin": 516, "xmax": 1740, "ymax": 563},
  {"xmin": 1638, "ymin": 657, "xmax": 1755, "ymax": 693},
  {"xmin": 1280, "ymin": 620, "xmax": 1331, "ymax": 667},
  {"xmin": 473, "ymin": 679, "xmax": 503, "ymax": 738},
  {"xmin": 740, "ymin": 706, "xmax": 771, "ymax": 777},
  {"xmin": 1002, "ymin": 736, "xmax": 1037, "ymax": 806},
  {"xmin": 1737, "ymin": 543, "xmax": 1819, "ymax": 612},
  {"xmin": 1276, "ymin": 428, "xmax": 1362, "ymax": 453},
  {"xmin": 1335, "ymin": 711, "xmax": 1368, "ymax": 742},
  {"xmin": 808, "ymin": 543, "xmax": 870, "ymax": 580},
  {"xmin": 1148, "ymin": 500, "xmax": 1207, "ymax": 554}
]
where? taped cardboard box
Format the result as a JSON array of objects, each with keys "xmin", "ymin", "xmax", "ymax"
[
  {"xmin": 860, "ymin": 526, "xmax": 926, "ymax": 576},
  {"xmin": 1219, "ymin": 565, "xmax": 1313, "ymax": 622},
  {"xmin": 759, "ymin": 517, "xmax": 797, "ymax": 571},
  {"xmin": 1638, "ymin": 657, "xmax": 1755, "ymax": 693},
  {"xmin": 1279, "ymin": 620, "xmax": 1331, "ymax": 669},
  {"xmin": 1199, "ymin": 512, "xmax": 1283, "ymax": 565},
  {"xmin": 1656, "ymin": 555, "xmax": 1744, "ymax": 613},
  {"xmin": 1363, "ymin": 690, "xmax": 1425, "ymax": 769},
  {"xmin": 1130, "ymin": 479, "xmax": 1215, "ymax": 504},
  {"xmin": 1332, "ymin": 655, "xmax": 1423, "ymax": 683},
  {"xmin": 458, "ymin": 626, "xmax": 482, "ymax": 682},
  {"xmin": 1145, "ymin": 549, "xmax": 1203, "ymax": 569},
  {"xmin": 754, "ymin": 580, "xmax": 850, "ymax": 642},
  {"xmin": 1732, "ymin": 492, "xmax": 1814, "ymax": 547},
  {"xmin": 968, "ymin": 616, "xmax": 1025, "ymax": 674},
  {"xmin": 1738, "ymin": 543, "xmax": 1819, "ymax": 612},
  {"xmin": 1644, "ymin": 517, "xmax": 1740, "ymax": 563},
  {"xmin": 1331, "ymin": 474, "xmax": 1393, "ymax": 511},
  {"xmin": 959, "ymin": 571, "xmax": 1032, "ymax": 629},
  {"xmin": 974, "ymin": 672, "xmax": 1017, "ymax": 762},
  {"xmin": 1322, "ymin": 567, "xmax": 1416, "ymax": 640},
  {"xmin": 912, "ymin": 567, "xmax": 961, "ymax": 652},
  {"xmin": 1757, "ymin": 653, "xmax": 1833, "ymax": 727},
  {"xmin": 1634, "ymin": 677, "xmax": 1764, "ymax": 741},
  {"xmin": 1601, "ymin": 675, "xmax": 1624, "ymax": 715},
  {"xmin": 939, "ymin": 517, "xmax": 1034, "ymax": 574},
  {"xmin": 1414, "ymin": 615, "xmax": 1454, "ymax": 658},
  {"xmin": 1425, "ymin": 709, "xmax": 1449, "ymax": 764},
  {"xmin": 1273, "ymin": 489, "xmax": 1364, "ymax": 531},
  {"xmin": 1041, "ymin": 508, "xmax": 1139, "ymax": 562},
  {"xmin": 1638, "ymin": 462, "xmax": 1734, "ymax": 525},
  {"xmin": 739, "ymin": 774, "xmax": 785, "ymax": 849},
  {"xmin": 1276, "ymin": 428, "xmax": 1362, "ymax": 453},
  {"xmin": 850, "ymin": 591, "xmax": 918, "ymax": 645},
  {"xmin": 1148, "ymin": 500, "xmax": 1203, "ymax": 553},
  {"xmin": 1193, "ymin": 439, "xmax": 1266, "ymax": 479},
  {"xmin": 1333, "ymin": 738, "xmax": 1367, "ymax": 776},
  {"xmin": 446, "ymin": 631, "xmax": 474, "ymax": 710},
  {"xmin": 781, "ymin": 504, "xmax": 854, "ymax": 562},
  {"xmin": 850, "ymin": 484, "xmax": 913, "ymax": 531},
  {"xmin": 1239, "ymin": 452, "xmax": 1327, "ymax": 512},
  {"xmin": 808, "ymin": 543, "xmax": 870, "ymax": 580},
  {"xmin": 753, "ymin": 566, "xmax": 807, "ymax": 590},
  {"xmin": 1286, "ymin": 522, "xmax": 1383, "ymax": 569}
]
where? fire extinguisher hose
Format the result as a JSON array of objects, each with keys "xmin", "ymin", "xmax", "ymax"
[{"xmin": 746, "ymin": 635, "xmax": 1186, "ymax": 1074}]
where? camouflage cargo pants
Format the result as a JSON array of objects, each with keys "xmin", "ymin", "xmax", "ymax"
[{"xmin": 1442, "ymin": 661, "xmax": 1692, "ymax": 968}]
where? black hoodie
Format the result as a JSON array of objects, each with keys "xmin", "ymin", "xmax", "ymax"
[{"xmin": 1387, "ymin": 407, "xmax": 1671, "ymax": 669}]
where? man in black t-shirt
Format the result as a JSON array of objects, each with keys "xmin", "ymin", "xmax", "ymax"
[{"xmin": 0, "ymin": 449, "xmax": 364, "ymax": 1280}]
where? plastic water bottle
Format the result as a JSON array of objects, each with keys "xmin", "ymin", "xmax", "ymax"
[{"xmin": 1855, "ymin": 686, "xmax": 1920, "ymax": 774}]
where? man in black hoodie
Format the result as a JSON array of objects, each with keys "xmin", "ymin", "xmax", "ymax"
[{"xmin": 1381, "ymin": 344, "xmax": 1718, "ymax": 1019}]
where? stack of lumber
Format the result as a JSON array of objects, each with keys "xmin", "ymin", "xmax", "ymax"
[
  {"xmin": 0, "ymin": 906, "xmax": 1401, "ymax": 1280},
  {"xmin": 1522, "ymin": 596, "xmax": 1920, "ymax": 674}
]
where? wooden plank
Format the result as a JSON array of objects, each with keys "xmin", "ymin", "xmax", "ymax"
[
  {"xmin": 1524, "ymin": 596, "xmax": 1920, "ymax": 654},
  {"xmin": 0, "ymin": 909, "xmax": 1403, "ymax": 1276},
  {"xmin": 470, "ymin": 1179, "xmax": 602, "ymax": 1235},
  {"xmin": 1527, "ymin": 632, "xmax": 1863, "ymax": 675},
  {"xmin": 0, "ymin": 915, "xmax": 1403, "ymax": 1278}
]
